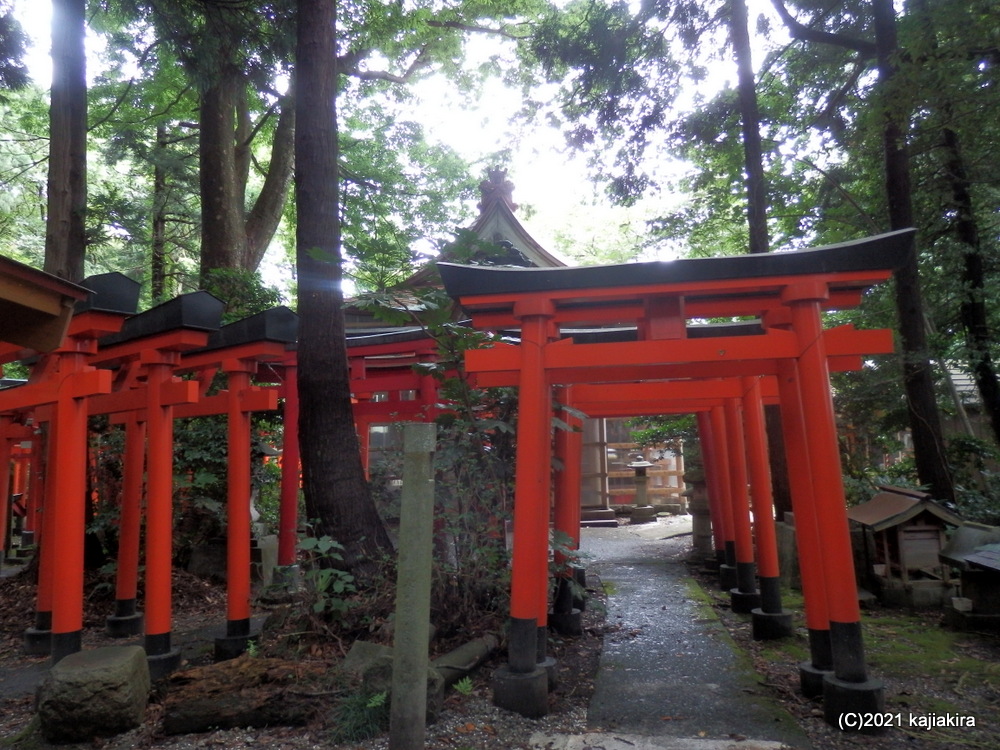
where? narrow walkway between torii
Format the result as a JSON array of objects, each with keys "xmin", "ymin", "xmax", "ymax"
[{"xmin": 545, "ymin": 518, "xmax": 812, "ymax": 749}]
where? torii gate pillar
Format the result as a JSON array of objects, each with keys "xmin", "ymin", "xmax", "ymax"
[
  {"xmin": 709, "ymin": 406, "xmax": 738, "ymax": 591},
  {"xmin": 551, "ymin": 387, "xmax": 584, "ymax": 636},
  {"xmin": 492, "ymin": 298, "xmax": 554, "ymax": 718},
  {"xmin": 777, "ymin": 358, "xmax": 833, "ymax": 697},
  {"xmin": 742, "ymin": 376, "xmax": 794, "ymax": 639},
  {"xmin": 783, "ymin": 283, "xmax": 884, "ymax": 719}
]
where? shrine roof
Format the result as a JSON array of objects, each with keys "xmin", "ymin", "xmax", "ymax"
[
  {"xmin": 98, "ymin": 291, "xmax": 224, "ymax": 349},
  {"xmin": 195, "ymin": 306, "xmax": 298, "ymax": 353},
  {"xmin": 75, "ymin": 272, "xmax": 141, "ymax": 315},
  {"xmin": 847, "ymin": 485, "xmax": 963, "ymax": 532},
  {"xmin": 438, "ymin": 230, "xmax": 913, "ymax": 304},
  {"xmin": 346, "ymin": 326, "xmax": 433, "ymax": 348},
  {"xmin": 0, "ymin": 254, "xmax": 90, "ymax": 353},
  {"xmin": 940, "ymin": 523, "xmax": 1000, "ymax": 570}
]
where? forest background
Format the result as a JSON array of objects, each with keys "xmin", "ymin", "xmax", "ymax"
[{"xmin": 2, "ymin": 0, "xmax": 1000, "ymax": 574}]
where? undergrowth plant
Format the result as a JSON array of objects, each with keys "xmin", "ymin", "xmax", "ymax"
[
  {"xmin": 356, "ymin": 285, "xmax": 518, "ymax": 640},
  {"xmin": 298, "ymin": 533, "xmax": 357, "ymax": 617},
  {"xmin": 326, "ymin": 689, "xmax": 389, "ymax": 743}
]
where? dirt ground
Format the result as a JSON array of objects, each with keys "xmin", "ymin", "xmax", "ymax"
[{"xmin": 2, "ymin": 537, "xmax": 1000, "ymax": 749}]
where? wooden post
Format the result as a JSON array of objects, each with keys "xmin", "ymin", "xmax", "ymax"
[
  {"xmin": 696, "ymin": 411, "xmax": 726, "ymax": 563},
  {"xmin": 277, "ymin": 358, "xmax": 300, "ymax": 569},
  {"xmin": 0, "ymin": 427, "xmax": 11, "ymax": 561},
  {"xmin": 107, "ymin": 416, "xmax": 145, "ymax": 636},
  {"xmin": 783, "ymin": 282, "xmax": 883, "ymax": 721},
  {"xmin": 509, "ymin": 299, "xmax": 554, "ymax": 671},
  {"xmin": 144, "ymin": 357, "xmax": 179, "ymax": 672},
  {"xmin": 743, "ymin": 375, "xmax": 794, "ymax": 639},
  {"xmin": 724, "ymin": 397, "xmax": 760, "ymax": 612},
  {"xmin": 389, "ymin": 422, "xmax": 436, "ymax": 750},
  {"xmin": 221, "ymin": 366, "xmax": 254, "ymax": 654},
  {"xmin": 776, "ymin": 358, "xmax": 833, "ymax": 694}
]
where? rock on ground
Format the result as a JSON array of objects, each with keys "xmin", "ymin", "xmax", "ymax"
[{"xmin": 36, "ymin": 645, "xmax": 150, "ymax": 743}]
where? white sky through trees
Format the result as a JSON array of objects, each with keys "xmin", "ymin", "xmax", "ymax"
[{"xmin": 11, "ymin": 1, "xmax": 787, "ymax": 269}]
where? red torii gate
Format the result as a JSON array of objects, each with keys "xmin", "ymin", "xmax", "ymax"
[
  {"xmin": 437, "ymin": 229, "xmax": 913, "ymax": 725},
  {"xmin": 346, "ymin": 328, "xmax": 444, "ymax": 471},
  {"xmin": 0, "ymin": 276, "xmax": 138, "ymax": 662}
]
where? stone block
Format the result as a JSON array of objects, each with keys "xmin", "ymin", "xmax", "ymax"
[{"xmin": 37, "ymin": 645, "xmax": 150, "ymax": 743}]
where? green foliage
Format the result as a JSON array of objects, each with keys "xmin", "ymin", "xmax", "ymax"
[
  {"xmin": 200, "ymin": 267, "xmax": 284, "ymax": 322},
  {"xmin": 298, "ymin": 535, "xmax": 358, "ymax": 617},
  {"xmin": 627, "ymin": 414, "xmax": 696, "ymax": 455},
  {"xmin": 357, "ymin": 287, "xmax": 516, "ymax": 634},
  {"xmin": 453, "ymin": 676, "xmax": 475, "ymax": 695},
  {"xmin": 325, "ymin": 688, "xmax": 390, "ymax": 744},
  {"xmin": 947, "ymin": 435, "xmax": 1000, "ymax": 524},
  {"xmin": 0, "ymin": 6, "xmax": 29, "ymax": 90},
  {"xmin": 0, "ymin": 86, "xmax": 49, "ymax": 264}
]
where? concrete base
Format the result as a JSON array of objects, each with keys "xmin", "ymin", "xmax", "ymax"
[
  {"xmin": 538, "ymin": 655, "xmax": 558, "ymax": 690},
  {"xmin": 729, "ymin": 588, "xmax": 761, "ymax": 614},
  {"xmin": 146, "ymin": 649, "xmax": 182, "ymax": 682},
  {"xmin": 214, "ymin": 630, "xmax": 261, "ymax": 662},
  {"xmin": 549, "ymin": 608, "xmax": 583, "ymax": 637},
  {"xmin": 581, "ymin": 508, "xmax": 616, "ymax": 523},
  {"xmin": 719, "ymin": 564, "xmax": 738, "ymax": 591},
  {"xmin": 751, "ymin": 608, "xmax": 794, "ymax": 640},
  {"xmin": 24, "ymin": 627, "xmax": 51, "ymax": 656},
  {"xmin": 106, "ymin": 612, "xmax": 144, "ymax": 638},
  {"xmin": 492, "ymin": 665, "xmax": 548, "ymax": 718},
  {"xmin": 823, "ymin": 674, "xmax": 885, "ymax": 733},
  {"xmin": 630, "ymin": 506, "xmax": 657, "ymax": 524},
  {"xmin": 943, "ymin": 606, "xmax": 1000, "ymax": 632},
  {"xmin": 799, "ymin": 661, "xmax": 831, "ymax": 699}
]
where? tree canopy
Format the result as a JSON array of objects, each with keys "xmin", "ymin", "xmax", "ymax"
[{"xmin": 8, "ymin": 0, "xmax": 1000, "ymax": 536}]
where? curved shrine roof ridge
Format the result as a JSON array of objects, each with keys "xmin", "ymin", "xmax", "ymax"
[{"xmin": 437, "ymin": 229, "xmax": 913, "ymax": 300}]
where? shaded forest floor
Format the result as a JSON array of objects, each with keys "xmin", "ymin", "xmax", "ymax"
[{"xmin": 3, "ymin": 538, "xmax": 1000, "ymax": 748}]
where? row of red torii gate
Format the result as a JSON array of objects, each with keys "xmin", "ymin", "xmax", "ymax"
[{"xmin": 1, "ymin": 228, "xmax": 910, "ymax": 726}]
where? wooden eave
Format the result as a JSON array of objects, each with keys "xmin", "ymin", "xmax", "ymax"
[{"xmin": 0, "ymin": 255, "xmax": 90, "ymax": 354}]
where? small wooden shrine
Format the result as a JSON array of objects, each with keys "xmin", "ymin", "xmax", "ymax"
[{"xmin": 847, "ymin": 486, "xmax": 963, "ymax": 607}]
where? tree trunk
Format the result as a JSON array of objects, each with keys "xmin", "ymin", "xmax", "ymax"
[
  {"xmin": 245, "ymin": 96, "xmax": 295, "ymax": 270},
  {"xmin": 295, "ymin": 0, "xmax": 393, "ymax": 575},
  {"xmin": 910, "ymin": 0, "xmax": 1000, "ymax": 447},
  {"xmin": 199, "ymin": 72, "xmax": 249, "ymax": 277},
  {"xmin": 943, "ymin": 125, "xmax": 1000, "ymax": 445},
  {"xmin": 872, "ymin": 0, "xmax": 955, "ymax": 502},
  {"xmin": 730, "ymin": 0, "xmax": 769, "ymax": 255},
  {"xmin": 730, "ymin": 0, "xmax": 792, "ymax": 513},
  {"xmin": 44, "ymin": 0, "xmax": 87, "ymax": 282},
  {"xmin": 152, "ymin": 122, "xmax": 168, "ymax": 300}
]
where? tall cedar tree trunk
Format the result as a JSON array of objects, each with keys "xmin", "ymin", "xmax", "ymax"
[
  {"xmin": 198, "ymin": 75, "xmax": 295, "ymax": 279},
  {"xmin": 199, "ymin": 72, "xmax": 249, "ymax": 276},
  {"xmin": 152, "ymin": 122, "xmax": 168, "ymax": 300},
  {"xmin": 730, "ymin": 0, "xmax": 792, "ymax": 516},
  {"xmin": 945, "ymin": 126, "xmax": 1000, "ymax": 445},
  {"xmin": 44, "ymin": 0, "xmax": 87, "ymax": 282},
  {"xmin": 731, "ymin": 0, "xmax": 768, "ymax": 256},
  {"xmin": 909, "ymin": 0, "xmax": 1000, "ymax": 447},
  {"xmin": 872, "ymin": 0, "xmax": 955, "ymax": 502},
  {"xmin": 295, "ymin": 0, "xmax": 393, "ymax": 574}
]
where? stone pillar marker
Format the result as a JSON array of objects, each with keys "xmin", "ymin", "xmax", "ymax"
[{"xmin": 389, "ymin": 422, "xmax": 436, "ymax": 750}]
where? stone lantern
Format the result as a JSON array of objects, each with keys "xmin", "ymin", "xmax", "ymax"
[{"xmin": 627, "ymin": 454, "xmax": 657, "ymax": 524}]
